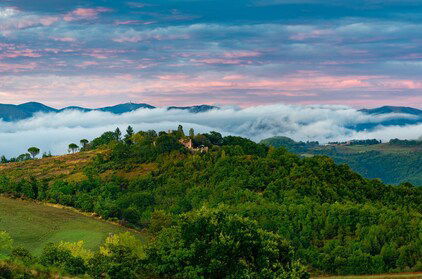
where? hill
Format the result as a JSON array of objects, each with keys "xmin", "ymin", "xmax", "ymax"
[
  {"xmin": 0, "ymin": 127, "xmax": 420, "ymax": 278},
  {"xmin": 352, "ymin": 106, "xmax": 422, "ymax": 130},
  {"xmin": 0, "ymin": 102, "xmax": 56, "ymax": 122},
  {"xmin": 260, "ymin": 136, "xmax": 422, "ymax": 185},
  {"xmin": 359, "ymin": 106, "xmax": 422, "ymax": 116},
  {"xmin": 0, "ymin": 102, "xmax": 219, "ymax": 121},
  {"xmin": 167, "ymin": 104, "xmax": 218, "ymax": 113}
]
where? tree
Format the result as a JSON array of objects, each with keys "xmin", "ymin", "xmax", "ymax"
[
  {"xmin": 17, "ymin": 153, "xmax": 31, "ymax": 161},
  {"xmin": 80, "ymin": 139, "xmax": 89, "ymax": 148},
  {"xmin": 91, "ymin": 131, "xmax": 118, "ymax": 148},
  {"xmin": 177, "ymin": 125, "xmax": 185, "ymax": 138},
  {"xmin": 147, "ymin": 207, "xmax": 309, "ymax": 279},
  {"xmin": 1, "ymin": 155, "xmax": 7, "ymax": 163},
  {"xmin": 68, "ymin": 143, "xmax": 79, "ymax": 154},
  {"xmin": 189, "ymin": 128, "xmax": 195, "ymax": 139},
  {"xmin": 124, "ymin": 126, "xmax": 134, "ymax": 145},
  {"xmin": 27, "ymin": 147, "xmax": 40, "ymax": 158},
  {"xmin": 39, "ymin": 243, "xmax": 87, "ymax": 275},
  {"xmin": 115, "ymin": 127, "xmax": 122, "ymax": 140},
  {"xmin": 42, "ymin": 151, "xmax": 52, "ymax": 158}
]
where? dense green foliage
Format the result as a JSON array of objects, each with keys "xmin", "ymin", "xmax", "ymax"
[
  {"xmin": 261, "ymin": 136, "xmax": 422, "ymax": 185},
  {"xmin": 311, "ymin": 149, "xmax": 422, "ymax": 186},
  {"xmin": 260, "ymin": 136, "xmax": 319, "ymax": 153},
  {"xmin": 0, "ymin": 128, "xmax": 421, "ymax": 278},
  {"xmin": 0, "ymin": 208, "xmax": 306, "ymax": 279}
]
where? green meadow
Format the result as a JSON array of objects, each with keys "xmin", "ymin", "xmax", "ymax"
[{"xmin": 0, "ymin": 196, "xmax": 132, "ymax": 254}]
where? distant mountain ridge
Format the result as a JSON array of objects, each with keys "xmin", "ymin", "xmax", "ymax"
[
  {"xmin": 359, "ymin": 106, "xmax": 422, "ymax": 116},
  {"xmin": 354, "ymin": 105, "xmax": 422, "ymax": 130},
  {"xmin": 0, "ymin": 102, "xmax": 218, "ymax": 121}
]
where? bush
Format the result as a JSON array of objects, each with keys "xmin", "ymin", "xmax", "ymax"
[
  {"xmin": 39, "ymin": 243, "xmax": 87, "ymax": 275},
  {"xmin": 146, "ymin": 207, "xmax": 309, "ymax": 279}
]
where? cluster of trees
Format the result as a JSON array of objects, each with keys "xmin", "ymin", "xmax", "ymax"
[
  {"xmin": 311, "ymin": 149, "xmax": 422, "ymax": 185},
  {"xmin": 0, "ymin": 147, "xmax": 53, "ymax": 163},
  {"xmin": 260, "ymin": 136, "xmax": 319, "ymax": 153},
  {"xmin": 262, "ymin": 136, "xmax": 422, "ymax": 185},
  {"xmin": 327, "ymin": 139, "xmax": 381, "ymax": 146},
  {"xmin": 0, "ymin": 208, "xmax": 308, "ymax": 278},
  {"xmin": 0, "ymin": 127, "xmax": 421, "ymax": 277},
  {"xmin": 389, "ymin": 138, "xmax": 422, "ymax": 146},
  {"xmin": 0, "ymin": 138, "xmax": 92, "ymax": 164}
]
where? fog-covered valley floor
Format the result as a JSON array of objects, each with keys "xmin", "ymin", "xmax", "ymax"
[{"xmin": 1, "ymin": 104, "xmax": 422, "ymax": 157}]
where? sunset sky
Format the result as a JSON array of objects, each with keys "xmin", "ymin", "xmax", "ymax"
[{"xmin": 1, "ymin": 0, "xmax": 422, "ymax": 108}]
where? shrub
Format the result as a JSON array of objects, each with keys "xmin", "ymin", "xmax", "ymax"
[{"xmin": 146, "ymin": 206, "xmax": 309, "ymax": 279}]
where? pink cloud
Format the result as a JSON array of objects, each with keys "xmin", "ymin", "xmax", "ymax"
[
  {"xmin": 114, "ymin": 20, "xmax": 155, "ymax": 25},
  {"xmin": 64, "ymin": 7, "xmax": 112, "ymax": 21},
  {"xmin": 0, "ymin": 62, "xmax": 37, "ymax": 72},
  {"xmin": 0, "ymin": 49, "xmax": 41, "ymax": 59},
  {"xmin": 38, "ymin": 16, "xmax": 59, "ymax": 26},
  {"xmin": 191, "ymin": 58, "xmax": 250, "ymax": 65},
  {"xmin": 84, "ymin": 49, "xmax": 126, "ymax": 59},
  {"xmin": 222, "ymin": 74, "xmax": 246, "ymax": 80},
  {"xmin": 379, "ymin": 80, "xmax": 422, "ymax": 89},
  {"xmin": 115, "ymin": 74, "xmax": 134, "ymax": 80},
  {"xmin": 157, "ymin": 74, "xmax": 189, "ymax": 80},
  {"xmin": 50, "ymin": 37, "xmax": 76, "ymax": 42},
  {"xmin": 290, "ymin": 29, "xmax": 333, "ymax": 41},
  {"xmin": 223, "ymin": 51, "xmax": 261, "ymax": 58},
  {"xmin": 77, "ymin": 61, "xmax": 99, "ymax": 68}
]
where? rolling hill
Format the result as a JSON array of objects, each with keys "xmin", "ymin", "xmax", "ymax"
[
  {"xmin": 359, "ymin": 106, "xmax": 422, "ymax": 116},
  {"xmin": 0, "ymin": 127, "xmax": 420, "ymax": 278},
  {"xmin": 0, "ymin": 102, "xmax": 219, "ymax": 121},
  {"xmin": 261, "ymin": 136, "xmax": 422, "ymax": 185}
]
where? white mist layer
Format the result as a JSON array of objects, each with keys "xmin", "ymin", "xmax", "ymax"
[{"xmin": 0, "ymin": 104, "xmax": 421, "ymax": 157}]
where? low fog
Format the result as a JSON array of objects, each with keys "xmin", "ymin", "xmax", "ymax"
[{"xmin": 1, "ymin": 104, "xmax": 421, "ymax": 158}]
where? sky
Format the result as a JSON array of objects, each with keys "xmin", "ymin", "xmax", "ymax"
[{"xmin": 1, "ymin": 0, "xmax": 422, "ymax": 108}]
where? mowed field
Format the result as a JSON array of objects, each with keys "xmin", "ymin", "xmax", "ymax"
[{"xmin": 0, "ymin": 196, "xmax": 137, "ymax": 254}]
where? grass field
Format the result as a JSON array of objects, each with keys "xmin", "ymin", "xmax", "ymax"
[
  {"xmin": 0, "ymin": 150, "xmax": 103, "ymax": 183},
  {"xmin": 313, "ymin": 273, "xmax": 422, "ymax": 279},
  {"xmin": 0, "ymin": 196, "xmax": 139, "ymax": 255}
]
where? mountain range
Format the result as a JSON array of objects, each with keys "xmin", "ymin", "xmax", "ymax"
[
  {"xmin": 1, "ymin": 103, "xmax": 422, "ymax": 127},
  {"xmin": 0, "ymin": 102, "xmax": 218, "ymax": 121}
]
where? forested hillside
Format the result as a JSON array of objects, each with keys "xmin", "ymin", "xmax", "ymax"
[
  {"xmin": 261, "ymin": 136, "xmax": 422, "ymax": 185},
  {"xmin": 0, "ymin": 127, "xmax": 421, "ymax": 278}
]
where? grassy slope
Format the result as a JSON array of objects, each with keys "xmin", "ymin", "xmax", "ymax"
[
  {"xmin": 0, "ymin": 149, "xmax": 157, "ymax": 183},
  {"xmin": 0, "ymin": 151, "xmax": 150, "ymax": 255},
  {"xmin": 0, "ymin": 150, "xmax": 101, "ymax": 183},
  {"xmin": 0, "ymin": 196, "xmax": 134, "ymax": 255}
]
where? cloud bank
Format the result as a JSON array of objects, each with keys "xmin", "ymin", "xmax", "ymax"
[{"xmin": 1, "ymin": 104, "xmax": 421, "ymax": 158}]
